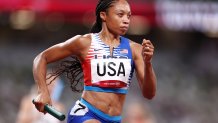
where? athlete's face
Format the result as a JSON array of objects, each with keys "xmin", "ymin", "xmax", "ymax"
[{"xmin": 103, "ymin": 0, "xmax": 131, "ymax": 35}]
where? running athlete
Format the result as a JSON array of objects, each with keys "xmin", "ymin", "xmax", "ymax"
[{"xmin": 33, "ymin": 0, "xmax": 157, "ymax": 123}]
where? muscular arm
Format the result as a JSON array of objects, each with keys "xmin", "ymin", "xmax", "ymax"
[
  {"xmin": 131, "ymin": 40, "xmax": 157, "ymax": 99},
  {"xmin": 33, "ymin": 35, "xmax": 90, "ymax": 112}
]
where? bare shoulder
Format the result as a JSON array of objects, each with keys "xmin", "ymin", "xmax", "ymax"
[
  {"xmin": 60, "ymin": 33, "xmax": 91, "ymax": 54},
  {"xmin": 78, "ymin": 33, "xmax": 92, "ymax": 41},
  {"xmin": 129, "ymin": 40, "xmax": 142, "ymax": 49},
  {"xmin": 66, "ymin": 33, "xmax": 92, "ymax": 48},
  {"xmin": 129, "ymin": 40, "xmax": 142, "ymax": 60},
  {"xmin": 66, "ymin": 33, "xmax": 92, "ymax": 59}
]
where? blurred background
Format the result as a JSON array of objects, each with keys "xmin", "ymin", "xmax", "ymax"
[{"xmin": 0, "ymin": 0, "xmax": 218, "ymax": 123}]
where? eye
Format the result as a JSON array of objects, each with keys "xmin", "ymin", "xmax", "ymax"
[
  {"xmin": 117, "ymin": 13, "xmax": 124, "ymax": 17},
  {"xmin": 127, "ymin": 14, "xmax": 131, "ymax": 19}
]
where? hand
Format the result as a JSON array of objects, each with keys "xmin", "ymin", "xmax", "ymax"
[
  {"xmin": 33, "ymin": 92, "xmax": 52, "ymax": 114},
  {"xmin": 142, "ymin": 39, "xmax": 154, "ymax": 63}
]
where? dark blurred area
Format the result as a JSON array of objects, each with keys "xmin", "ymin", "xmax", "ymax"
[{"xmin": 0, "ymin": 0, "xmax": 218, "ymax": 123}]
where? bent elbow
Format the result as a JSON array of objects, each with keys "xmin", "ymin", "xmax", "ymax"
[
  {"xmin": 33, "ymin": 54, "xmax": 41, "ymax": 65},
  {"xmin": 142, "ymin": 91, "xmax": 156, "ymax": 100},
  {"xmin": 33, "ymin": 54, "xmax": 40, "ymax": 64},
  {"xmin": 33, "ymin": 53, "xmax": 47, "ymax": 69},
  {"xmin": 33, "ymin": 52, "xmax": 47, "ymax": 63}
]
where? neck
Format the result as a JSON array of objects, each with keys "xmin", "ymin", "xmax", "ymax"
[{"xmin": 99, "ymin": 28, "xmax": 120, "ymax": 47}]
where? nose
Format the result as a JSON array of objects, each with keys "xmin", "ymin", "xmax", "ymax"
[{"xmin": 123, "ymin": 15, "xmax": 130, "ymax": 25}]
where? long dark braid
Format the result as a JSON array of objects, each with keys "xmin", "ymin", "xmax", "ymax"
[
  {"xmin": 47, "ymin": 0, "xmax": 120, "ymax": 92},
  {"xmin": 46, "ymin": 56, "xmax": 83, "ymax": 92}
]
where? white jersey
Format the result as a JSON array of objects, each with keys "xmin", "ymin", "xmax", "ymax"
[{"xmin": 81, "ymin": 33, "xmax": 135, "ymax": 94}]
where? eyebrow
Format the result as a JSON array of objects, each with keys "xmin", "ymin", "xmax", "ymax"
[{"xmin": 115, "ymin": 9, "xmax": 131, "ymax": 14}]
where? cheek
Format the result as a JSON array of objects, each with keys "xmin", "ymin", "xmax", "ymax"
[
  {"xmin": 108, "ymin": 15, "xmax": 120, "ymax": 24},
  {"xmin": 114, "ymin": 17, "xmax": 122, "ymax": 25},
  {"xmin": 108, "ymin": 17, "xmax": 121, "ymax": 28}
]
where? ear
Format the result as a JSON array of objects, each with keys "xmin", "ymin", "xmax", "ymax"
[{"xmin": 100, "ymin": 12, "xmax": 107, "ymax": 22}]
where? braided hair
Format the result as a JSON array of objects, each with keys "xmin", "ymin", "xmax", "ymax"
[
  {"xmin": 47, "ymin": 56, "xmax": 83, "ymax": 92},
  {"xmin": 47, "ymin": 0, "xmax": 122, "ymax": 92}
]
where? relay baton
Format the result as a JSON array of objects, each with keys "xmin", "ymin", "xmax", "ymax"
[{"xmin": 32, "ymin": 99, "xmax": 66, "ymax": 121}]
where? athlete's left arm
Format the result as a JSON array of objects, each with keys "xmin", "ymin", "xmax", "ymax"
[{"xmin": 131, "ymin": 39, "xmax": 157, "ymax": 99}]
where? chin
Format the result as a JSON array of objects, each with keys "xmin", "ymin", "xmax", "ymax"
[{"xmin": 119, "ymin": 31, "xmax": 127, "ymax": 36}]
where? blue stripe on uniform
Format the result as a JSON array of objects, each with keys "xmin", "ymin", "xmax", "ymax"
[{"xmin": 84, "ymin": 86, "xmax": 128, "ymax": 94}]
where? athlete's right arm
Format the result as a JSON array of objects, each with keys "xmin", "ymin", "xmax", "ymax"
[{"xmin": 32, "ymin": 35, "xmax": 90, "ymax": 113}]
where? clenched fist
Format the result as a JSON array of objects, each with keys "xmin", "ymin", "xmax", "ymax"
[{"xmin": 141, "ymin": 39, "xmax": 154, "ymax": 63}]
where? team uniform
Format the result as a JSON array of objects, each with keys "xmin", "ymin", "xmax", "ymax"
[{"xmin": 67, "ymin": 33, "xmax": 135, "ymax": 123}]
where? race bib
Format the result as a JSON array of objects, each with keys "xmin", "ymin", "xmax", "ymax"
[
  {"xmin": 70, "ymin": 101, "xmax": 88, "ymax": 116},
  {"xmin": 91, "ymin": 59, "xmax": 132, "ymax": 84}
]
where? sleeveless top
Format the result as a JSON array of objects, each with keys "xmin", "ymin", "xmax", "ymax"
[{"xmin": 81, "ymin": 33, "xmax": 135, "ymax": 94}]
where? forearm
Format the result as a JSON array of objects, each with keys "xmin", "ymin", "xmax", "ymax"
[
  {"xmin": 142, "ymin": 61, "xmax": 157, "ymax": 99},
  {"xmin": 33, "ymin": 53, "xmax": 49, "ymax": 94}
]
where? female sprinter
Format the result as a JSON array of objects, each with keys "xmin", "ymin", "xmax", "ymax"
[{"xmin": 32, "ymin": 0, "xmax": 157, "ymax": 123}]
